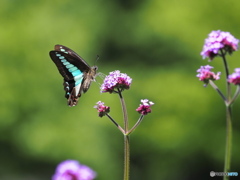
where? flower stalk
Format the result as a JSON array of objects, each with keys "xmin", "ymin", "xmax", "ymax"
[
  {"xmin": 95, "ymin": 70, "xmax": 154, "ymax": 180},
  {"xmin": 199, "ymin": 30, "xmax": 240, "ymax": 180},
  {"xmin": 224, "ymin": 105, "xmax": 232, "ymax": 180},
  {"xmin": 118, "ymin": 88, "xmax": 129, "ymax": 132},
  {"xmin": 117, "ymin": 88, "xmax": 130, "ymax": 180},
  {"xmin": 222, "ymin": 53, "xmax": 232, "ymax": 180},
  {"xmin": 124, "ymin": 135, "xmax": 130, "ymax": 180},
  {"xmin": 221, "ymin": 50, "xmax": 231, "ymax": 101},
  {"xmin": 128, "ymin": 115, "xmax": 144, "ymax": 135}
]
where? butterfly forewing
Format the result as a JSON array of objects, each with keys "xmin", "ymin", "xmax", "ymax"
[{"xmin": 49, "ymin": 45, "xmax": 97, "ymax": 106}]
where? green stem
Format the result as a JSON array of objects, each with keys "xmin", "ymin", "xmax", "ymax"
[
  {"xmin": 117, "ymin": 89, "xmax": 129, "ymax": 132},
  {"xmin": 209, "ymin": 80, "xmax": 227, "ymax": 102},
  {"xmin": 127, "ymin": 115, "xmax": 144, "ymax": 135},
  {"xmin": 106, "ymin": 114, "xmax": 125, "ymax": 134},
  {"xmin": 117, "ymin": 88, "xmax": 130, "ymax": 180},
  {"xmin": 124, "ymin": 135, "xmax": 130, "ymax": 180},
  {"xmin": 220, "ymin": 50, "xmax": 232, "ymax": 180},
  {"xmin": 223, "ymin": 105, "xmax": 232, "ymax": 180},
  {"xmin": 221, "ymin": 49, "xmax": 231, "ymax": 100},
  {"xmin": 229, "ymin": 85, "xmax": 240, "ymax": 105}
]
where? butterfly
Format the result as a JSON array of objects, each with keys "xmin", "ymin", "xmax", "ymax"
[{"xmin": 49, "ymin": 44, "xmax": 98, "ymax": 107}]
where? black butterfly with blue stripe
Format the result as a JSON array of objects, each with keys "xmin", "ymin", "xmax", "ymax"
[{"xmin": 49, "ymin": 45, "xmax": 98, "ymax": 107}]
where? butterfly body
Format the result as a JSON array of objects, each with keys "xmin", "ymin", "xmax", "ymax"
[{"xmin": 49, "ymin": 45, "xmax": 97, "ymax": 106}]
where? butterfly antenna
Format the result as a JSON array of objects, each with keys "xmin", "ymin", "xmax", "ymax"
[{"xmin": 94, "ymin": 55, "xmax": 100, "ymax": 66}]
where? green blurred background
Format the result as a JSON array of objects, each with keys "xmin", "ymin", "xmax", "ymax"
[{"xmin": 1, "ymin": 0, "xmax": 240, "ymax": 179}]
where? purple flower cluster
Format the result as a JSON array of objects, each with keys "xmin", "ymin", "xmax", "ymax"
[
  {"xmin": 228, "ymin": 68, "xmax": 240, "ymax": 85},
  {"xmin": 101, "ymin": 70, "xmax": 132, "ymax": 93},
  {"xmin": 201, "ymin": 30, "xmax": 239, "ymax": 60},
  {"xmin": 94, "ymin": 101, "xmax": 110, "ymax": 117},
  {"xmin": 136, "ymin": 99, "xmax": 154, "ymax": 115},
  {"xmin": 52, "ymin": 160, "xmax": 96, "ymax": 180},
  {"xmin": 196, "ymin": 65, "xmax": 221, "ymax": 86}
]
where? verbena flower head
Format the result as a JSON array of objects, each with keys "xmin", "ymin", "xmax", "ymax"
[
  {"xmin": 228, "ymin": 68, "xmax": 240, "ymax": 85},
  {"xmin": 94, "ymin": 101, "xmax": 110, "ymax": 117},
  {"xmin": 201, "ymin": 30, "xmax": 239, "ymax": 60},
  {"xmin": 101, "ymin": 70, "xmax": 132, "ymax": 93},
  {"xmin": 136, "ymin": 99, "xmax": 154, "ymax": 115},
  {"xmin": 52, "ymin": 160, "xmax": 96, "ymax": 180},
  {"xmin": 196, "ymin": 65, "xmax": 221, "ymax": 86}
]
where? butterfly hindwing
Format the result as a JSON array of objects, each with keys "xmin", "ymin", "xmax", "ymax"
[{"xmin": 49, "ymin": 45, "xmax": 98, "ymax": 106}]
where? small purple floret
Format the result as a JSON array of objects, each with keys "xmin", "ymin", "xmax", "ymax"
[
  {"xmin": 201, "ymin": 30, "xmax": 239, "ymax": 60},
  {"xmin": 94, "ymin": 101, "xmax": 110, "ymax": 117},
  {"xmin": 101, "ymin": 70, "xmax": 132, "ymax": 93},
  {"xmin": 136, "ymin": 99, "xmax": 154, "ymax": 115},
  {"xmin": 228, "ymin": 68, "xmax": 240, "ymax": 85},
  {"xmin": 196, "ymin": 65, "xmax": 221, "ymax": 86},
  {"xmin": 52, "ymin": 160, "xmax": 96, "ymax": 180}
]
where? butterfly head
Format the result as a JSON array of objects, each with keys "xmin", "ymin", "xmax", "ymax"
[{"xmin": 91, "ymin": 66, "xmax": 98, "ymax": 81}]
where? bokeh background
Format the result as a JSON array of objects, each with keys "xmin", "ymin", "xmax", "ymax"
[{"xmin": 1, "ymin": 0, "xmax": 240, "ymax": 179}]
